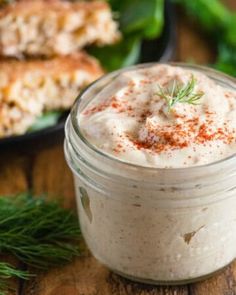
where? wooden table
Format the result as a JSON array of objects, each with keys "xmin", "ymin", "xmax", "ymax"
[{"xmin": 1, "ymin": 3, "xmax": 236, "ymax": 294}]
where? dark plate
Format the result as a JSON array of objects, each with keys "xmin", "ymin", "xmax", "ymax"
[{"xmin": 0, "ymin": 0, "xmax": 176, "ymax": 151}]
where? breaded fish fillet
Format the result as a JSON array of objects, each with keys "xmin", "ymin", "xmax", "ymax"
[
  {"xmin": 0, "ymin": 52, "xmax": 104, "ymax": 137},
  {"xmin": 0, "ymin": 0, "xmax": 120, "ymax": 57},
  {"xmin": 0, "ymin": 103, "xmax": 36, "ymax": 137}
]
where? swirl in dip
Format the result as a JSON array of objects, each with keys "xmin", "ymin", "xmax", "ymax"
[
  {"xmin": 79, "ymin": 65, "xmax": 236, "ymax": 168},
  {"xmin": 65, "ymin": 64, "xmax": 236, "ymax": 284}
]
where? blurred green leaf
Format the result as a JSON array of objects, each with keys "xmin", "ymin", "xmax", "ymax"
[
  {"xmin": 175, "ymin": 0, "xmax": 231, "ymax": 31},
  {"xmin": 28, "ymin": 111, "xmax": 62, "ymax": 132},
  {"xmin": 176, "ymin": 0, "xmax": 236, "ymax": 76},
  {"xmin": 215, "ymin": 43, "xmax": 236, "ymax": 76},
  {"xmin": 91, "ymin": 0, "xmax": 164, "ymax": 71},
  {"xmin": 88, "ymin": 36, "xmax": 141, "ymax": 72},
  {"xmin": 224, "ymin": 13, "xmax": 236, "ymax": 48},
  {"xmin": 119, "ymin": 0, "xmax": 164, "ymax": 39}
]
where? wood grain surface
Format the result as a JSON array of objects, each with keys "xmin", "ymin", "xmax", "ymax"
[{"xmin": 0, "ymin": 2, "xmax": 235, "ymax": 294}]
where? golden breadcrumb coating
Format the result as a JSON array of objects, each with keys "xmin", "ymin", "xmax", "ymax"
[
  {"xmin": 0, "ymin": 103, "xmax": 36, "ymax": 137},
  {"xmin": 0, "ymin": 0, "xmax": 121, "ymax": 57},
  {"xmin": 0, "ymin": 52, "xmax": 104, "ymax": 137}
]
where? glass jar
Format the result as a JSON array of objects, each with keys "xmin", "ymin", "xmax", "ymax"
[{"xmin": 64, "ymin": 63, "xmax": 236, "ymax": 285}]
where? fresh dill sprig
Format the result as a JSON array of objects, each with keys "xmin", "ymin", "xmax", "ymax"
[
  {"xmin": 0, "ymin": 193, "xmax": 81, "ymax": 294},
  {"xmin": 0, "ymin": 262, "xmax": 31, "ymax": 295},
  {"xmin": 157, "ymin": 75, "xmax": 204, "ymax": 110},
  {"xmin": 0, "ymin": 193, "xmax": 81, "ymax": 268},
  {"xmin": 0, "ymin": 262, "xmax": 30, "ymax": 280}
]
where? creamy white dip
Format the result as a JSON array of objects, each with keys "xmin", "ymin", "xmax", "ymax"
[
  {"xmin": 65, "ymin": 64, "xmax": 236, "ymax": 284},
  {"xmin": 79, "ymin": 65, "xmax": 236, "ymax": 168}
]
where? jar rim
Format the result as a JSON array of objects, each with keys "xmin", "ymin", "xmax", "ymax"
[{"xmin": 70, "ymin": 62, "xmax": 236, "ymax": 172}]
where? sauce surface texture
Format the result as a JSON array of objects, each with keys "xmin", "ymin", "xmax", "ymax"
[{"xmin": 79, "ymin": 65, "xmax": 236, "ymax": 168}]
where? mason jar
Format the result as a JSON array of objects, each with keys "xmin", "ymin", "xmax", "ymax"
[{"xmin": 64, "ymin": 63, "xmax": 236, "ymax": 284}]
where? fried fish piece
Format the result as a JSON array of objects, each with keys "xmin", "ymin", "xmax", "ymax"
[
  {"xmin": 0, "ymin": 0, "xmax": 120, "ymax": 57},
  {"xmin": 0, "ymin": 102, "xmax": 35, "ymax": 137},
  {"xmin": 0, "ymin": 52, "xmax": 104, "ymax": 137}
]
